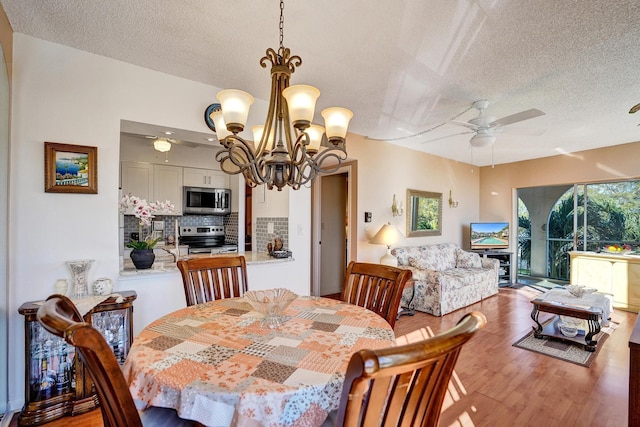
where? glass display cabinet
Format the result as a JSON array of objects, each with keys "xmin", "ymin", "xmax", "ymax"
[{"xmin": 17, "ymin": 290, "xmax": 137, "ymax": 426}]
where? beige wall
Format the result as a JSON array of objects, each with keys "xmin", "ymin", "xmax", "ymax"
[
  {"xmin": 347, "ymin": 133, "xmax": 481, "ymax": 259},
  {"xmin": 479, "ymin": 141, "xmax": 640, "ymax": 245}
]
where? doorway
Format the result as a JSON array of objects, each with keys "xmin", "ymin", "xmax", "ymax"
[{"xmin": 311, "ymin": 162, "xmax": 357, "ymax": 297}]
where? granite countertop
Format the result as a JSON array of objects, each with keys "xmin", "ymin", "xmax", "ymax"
[{"xmin": 120, "ymin": 251, "xmax": 293, "ymax": 276}]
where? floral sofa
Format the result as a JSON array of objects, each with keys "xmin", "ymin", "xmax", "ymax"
[{"xmin": 391, "ymin": 243, "xmax": 499, "ymax": 316}]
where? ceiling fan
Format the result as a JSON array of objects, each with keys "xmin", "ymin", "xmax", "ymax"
[
  {"xmin": 422, "ymin": 100, "xmax": 545, "ymax": 147},
  {"xmin": 121, "ymin": 131, "xmax": 200, "ymax": 152}
]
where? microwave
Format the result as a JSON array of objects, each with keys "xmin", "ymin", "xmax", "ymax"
[{"xmin": 183, "ymin": 187, "xmax": 231, "ymax": 215}]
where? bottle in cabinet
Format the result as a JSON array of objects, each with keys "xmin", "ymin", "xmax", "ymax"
[{"xmin": 18, "ymin": 291, "xmax": 137, "ymax": 426}]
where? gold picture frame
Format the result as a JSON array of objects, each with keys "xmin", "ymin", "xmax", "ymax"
[
  {"xmin": 44, "ymin": 142, "xmax": 98, "ymax": 194},
  {"xmin": 406, "ymin": 189, "xmax": 442, "ymax": 237}
]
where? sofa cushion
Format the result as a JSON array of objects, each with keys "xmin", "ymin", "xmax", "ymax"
[
  {"xmin": 392, "ymin": 246, "xmax": 423, "ymax": 266},
  {"xmin": 456, "ymin": 249, "xmax": 482, "ymax": 269},
  {"xmin": 404, "ymin": 245, "xmax": 456, "ymax": 271}
]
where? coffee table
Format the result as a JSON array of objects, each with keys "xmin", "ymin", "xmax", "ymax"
[{"xmin": 530, "ymin": 289, "xmax": 612, "ymax": 352}]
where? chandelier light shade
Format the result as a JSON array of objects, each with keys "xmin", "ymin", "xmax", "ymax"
[
  {"xmin": 208, "ymin": 0, "xmax": 353, "ymax": 191},
  {"xmin": 153, "ymin": 138, "xmax": 171, "ymax": 153}
]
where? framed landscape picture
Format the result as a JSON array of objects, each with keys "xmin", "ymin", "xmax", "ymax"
[{"xmin": 44, "ymin": 142, "xmax": 98, "ymax": 194}]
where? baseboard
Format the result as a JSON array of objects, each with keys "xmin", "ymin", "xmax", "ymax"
[{"xmin": 1, "ymin": 410, "xmax": 18, "ymax": 427}]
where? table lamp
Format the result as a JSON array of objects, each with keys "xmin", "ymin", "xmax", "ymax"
[{"xmin": 370, "ymin": 222, "xmax": 403, "ymax": 266}]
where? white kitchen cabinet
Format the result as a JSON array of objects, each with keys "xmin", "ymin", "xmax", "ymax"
[
  {"xmin": 183, "ymin": 167, "xmax": 229, "ymax": 189},
  {"xmin": 120, "ymin": 162, "xmax": 153, "ymax": 214},
  {"xmin": 154, "ymin": 165, "xmax": 183, "ymax": 215},
  {"xmin": 121, "ymin": 162, "xmax": 182, "ymax": 215}
]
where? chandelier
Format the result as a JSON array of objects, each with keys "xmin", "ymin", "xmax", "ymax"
[{"xmin": 207, "ymin": 0, "xmax": 353, "ymax": 191}]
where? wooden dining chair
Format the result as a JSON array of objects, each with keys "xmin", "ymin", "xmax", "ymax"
[
  {"xmin": 36, "ymin": 295, "xmax": 197, "ymax": 427},
  {"xmin": 333, "ymin": 311, "xmax": 487, "ymax": 427},
  {"xmin": 177, "ymin": 255, "xmax": 249, "ymax": 306},
  {"xmin": 341, "ymin": 261, "xmax": 412, "ymax": 328}
]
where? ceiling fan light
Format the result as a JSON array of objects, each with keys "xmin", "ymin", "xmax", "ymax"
[
  {"xmin": 470, "ymin": 133, "xmax": 496, "ymax": 148},
  {"xmin": 153, "ymin": 138, "xmax": 171, "ymax": 152}
]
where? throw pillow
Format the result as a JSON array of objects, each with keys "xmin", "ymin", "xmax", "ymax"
[{"xmin": 456, "ymin": 249, "xmax": 482, "ymax": 268}]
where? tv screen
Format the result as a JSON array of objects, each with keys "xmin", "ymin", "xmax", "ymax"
[{"xmin": 470, "ymin": 222, "xmax": 509, "ymax": 251}]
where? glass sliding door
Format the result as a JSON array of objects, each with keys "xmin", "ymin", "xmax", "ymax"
[{"xmin": 517, "ymin": 180, "xmax": 640, "ymax": 284}]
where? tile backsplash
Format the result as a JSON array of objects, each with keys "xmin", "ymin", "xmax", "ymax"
[
  {"xmin": 255, "ymin": 217, "xmax": 289, "ymax": 254},
  {"xmin": 123, "ymin": 214, "xmax": 237, "ymax": 245}
]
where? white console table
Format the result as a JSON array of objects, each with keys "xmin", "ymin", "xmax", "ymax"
[{"xmin": 569, "ymin": 251, "xmax": 640, "ymax": 313}]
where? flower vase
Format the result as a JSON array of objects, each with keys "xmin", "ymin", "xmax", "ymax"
[
  {"xmin": 66, "ymin": 259, "xmax": 94, "ymax": 299},
  {"xmin": 130, "ymin": 249, "xmax": 155, "ymax": 270}
]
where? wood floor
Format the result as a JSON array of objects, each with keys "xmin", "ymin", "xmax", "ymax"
[{"xmin": 10, "ymin": 287, "xmax": 636, "ymax": 427}]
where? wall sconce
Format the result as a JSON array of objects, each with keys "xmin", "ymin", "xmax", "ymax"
[
  {"xmin": 449, "ymin": 190, "xmax": 459, "ymax": 208},
  {"xmin": 391, "ymin": 194, "xmax": 404, "ymax": 217}
]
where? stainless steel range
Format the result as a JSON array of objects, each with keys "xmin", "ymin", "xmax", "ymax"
[{"xmin": 179, "ymin": 226, "xmax": 238, "ymax": 254}]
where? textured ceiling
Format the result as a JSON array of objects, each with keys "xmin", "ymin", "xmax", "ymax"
[{"xmin": 2, "ymin": 0, "xmax": 640, "ymax": 166}]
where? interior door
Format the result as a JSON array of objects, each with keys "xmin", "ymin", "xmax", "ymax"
[{"xmin": 320, "ymin": 173, "xmax": 347, "ymax": 295}]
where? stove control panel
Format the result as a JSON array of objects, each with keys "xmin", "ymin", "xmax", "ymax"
[{"xmin": 179, "ymin": 226, "xmax": 224, "ymax": 236}]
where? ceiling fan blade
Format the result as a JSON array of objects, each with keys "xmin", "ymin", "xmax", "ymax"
[
  {"xmin": 449, "ymin": 120, "xmax": 480, "ymax": 130},
  {"xmin": 169, "ymin": 138, "xmax": 198, "ymax": 148},
  {"xmin": 495, "ymin": 126, "xmax": 547, "ymax": 136},
  {"xmin": 489, "ymin": 109, "xmax": 545, "ymax": 128},
  {"xmin": 419, "ymin": 131, "xmax": 472, "ymax": 144},
  {"xmin": 121, "ymin": 131, "xmax": 154, "ymax": 140}
]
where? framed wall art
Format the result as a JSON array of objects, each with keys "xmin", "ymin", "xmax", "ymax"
[{"xmin": 44, "ymin": 142, "xmax": 98, "ymax": 194}]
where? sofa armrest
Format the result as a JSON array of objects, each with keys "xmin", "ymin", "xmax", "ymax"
[{"xmin": 481, "ymin": 257, "xmax": 500, "ymax": 272}]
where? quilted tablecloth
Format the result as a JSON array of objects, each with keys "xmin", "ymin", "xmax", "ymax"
[{"xmin": 122, "ymin": 296, "xmax": 395, "ymax": 427}]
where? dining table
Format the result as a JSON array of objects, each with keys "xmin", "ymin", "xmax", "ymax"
[{"xmin": 122, "ymin": 295, "xmax": 396, "ymax": 427}]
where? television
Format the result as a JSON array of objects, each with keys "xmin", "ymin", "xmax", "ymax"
[{"xmin": 470, "ymin": 222, "xmax": 509, "ymax": 251}]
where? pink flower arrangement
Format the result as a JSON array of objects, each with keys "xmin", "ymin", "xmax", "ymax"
[{"xmin": 119, "ymin": 194, "xmax": 175, "ymax": 227}]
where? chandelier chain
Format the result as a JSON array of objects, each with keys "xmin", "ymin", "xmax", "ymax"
[{"xmin": 279, "ymin": 0, "xmax": 285, "ymax": 50}]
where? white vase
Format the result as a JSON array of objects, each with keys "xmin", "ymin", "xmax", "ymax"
[
  {"xmin": 66, "ymin": 259, "xmax": 94, "ymax": 299},
  {"xmin": 54, "ymin": 279, "xmax": 69, "ymax": 295},
  {"xmin": 92, "ymin": 278, "xmax": 114, "ymax": 296}
]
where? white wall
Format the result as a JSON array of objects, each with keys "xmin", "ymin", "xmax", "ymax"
[
  {"xmin": 5, "ymin": 34, "xmax": 311, "ymax": 410},
  {"xmin": 6, "ymin": 33, "xmax": 482, "ymax": 411}
]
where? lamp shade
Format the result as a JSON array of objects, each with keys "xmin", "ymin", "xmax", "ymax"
[
  {"xmin": 282, "ymin": 85, "xmax": 320, "ymax": 128},
  {"xmin": 211, "ymin": 109, "xmax": 233, "ymax": 140},
  {"xmin": 321, "ymin": 107, "xmax": 353, "ymax": 141},
  {"xmin": 470, "ymin": 132, "xmax": 496, "ymax": 148},
  {"xmin": 370, "ymin": 222, "xmax": 402, "ymax": 247},
  {"xmin": 153, "ymin": 138, "xmax": 171, "ymax": 153},
  {"xmin": 216, "ymin": 89, "xmax": 255, "ymax": 132},
  {"xmin": 251, "ymin": 125, "xmax": 275, "ymax": 153},
  {"xmin": 305, "ymin": 124, "xmax": 325, "ymax": 153}
]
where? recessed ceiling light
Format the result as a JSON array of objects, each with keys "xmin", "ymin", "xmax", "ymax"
[
  {"xmin": 163, "ymin": 131, "xmax": 174, "ymax": 135},
  {"xmin": 207, "ymin": 138, "xmax": 215, "ymax": 142}
]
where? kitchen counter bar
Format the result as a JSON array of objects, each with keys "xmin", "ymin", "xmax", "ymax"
[{"xmin": 120, "ymin": 251, "xmax": 293, "ymax": 276}]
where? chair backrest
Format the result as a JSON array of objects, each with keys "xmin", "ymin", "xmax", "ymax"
[
  {"xmin": 37, "ymin": 295, "xmax": 143, "ymax": 427},
  {"xmin": 341, "ymin": 261, "xmax": 412, "ymax": 328},
  {"xmin": 334, "ymin": 311, "xmax": 487, "ymax": 427},
  {"xmin": 177, "ymin": 255, "xmax": 249, "ymax": 306}
]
